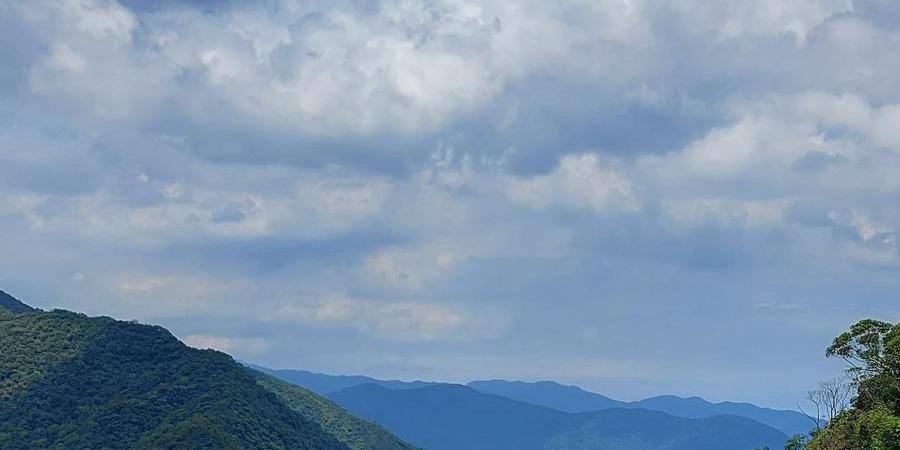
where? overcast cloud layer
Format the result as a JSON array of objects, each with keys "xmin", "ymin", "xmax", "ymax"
[{"xmin": 3, "ymin": 0, "xmax": 900, "ymax": 408}]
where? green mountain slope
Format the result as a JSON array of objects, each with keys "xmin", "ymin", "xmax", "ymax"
[
  {"xmin": 250, "ymin": 369, "xmax": 420, "ymax": 450},
  {"xmin": 0, "ymin": 301, "xmax": 350, "ymax": 450}
]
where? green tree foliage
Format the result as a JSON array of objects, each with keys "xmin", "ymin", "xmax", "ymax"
[
  {"xmin": 784, "ymin": 434, "xmax": 809, "ymax": 450},
  {"xmin": 806, "ymin": 319, "xmax": 900, "ymax": 450},
  {"xmin": 0, "ymin": 308, "xmax": 351, "ymax": 450}
]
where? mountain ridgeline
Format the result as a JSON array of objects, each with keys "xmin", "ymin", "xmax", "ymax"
[
  {"xmin": 468, "ymin": 380, "xmax": 812, "ymax": 437},
  {"xmin": 249, "ymin": 365, "xmax": 437, "ymax": 396},
  {"xmin": 0, "ymin": 293, "xmax": 415, "ymax": 450},
  {"xmin": 327, "ymin": 383, "xmax": 789, "ymax": 450},
  {"xmin": 260, "ymin": 367, "xmax": 811, "ymax": 438},
  {"xmin": 0, "ymin": 290, "xmax": 35, "ymax": 314}
]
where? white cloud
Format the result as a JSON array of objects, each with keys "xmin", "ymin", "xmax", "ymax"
[
  {"xmin": 506, "ymin": 153, "xmax": 638, "ymax": 214},
  {"xmin": 292, "ymin": 177, "xmax": 394, "ymax": 235},
  {"xmin": 12, "ymin": 0, "xmax": 859, "ymax": 139},
  {"xmin": 662, "ymin": 198, "xmax": 788, "ymax": 229},
  {"xmin": 269, "ymin": 296, "xmax": 507, "ymax": 343},
  {"xmin": 694, "ymin": 0, "xmax": 853, "ymax": 42},
  {"xmin": 362, "ymin": 246, "xmax": 461, "ymax": 291}
]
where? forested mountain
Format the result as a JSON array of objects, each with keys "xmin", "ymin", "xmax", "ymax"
[
  {"xmin": 327, "ymin": 383, "xmax": 789, "ymax": 450},
  {"xmin": 469, "ymin": 380, "xmax": 811, "ymax": 437},
  {"xmin": 0, "ymin": 293, "xmax": 411, "ymax": 450}
]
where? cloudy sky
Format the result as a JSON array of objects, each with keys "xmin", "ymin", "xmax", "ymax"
[{"xmin": 3, "ymin": 0, "xmax": 900, "ymax": 409}]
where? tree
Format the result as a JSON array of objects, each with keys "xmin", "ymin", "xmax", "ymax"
[
  {"xmin": 826, "ymin": 319, "xmax": 900, "ymax": 412},
  {"xmin": 784, "ymin": 434, "xmax": 808, "ymax": 450},
  {"xmin": 799, "ymin": 378, "xmax": 853, "ymax": 430},
  {"xmin": 805, "ymin": 319, "xmax": 900, "ymax": 450},
  {"xmin": 826, "ymin": 319, "xmax": 900, "ymax": 379}
]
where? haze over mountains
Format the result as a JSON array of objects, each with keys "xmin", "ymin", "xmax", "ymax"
[
  {"xmin": 251, "ymin": 365, "xmax": 814, "ymax": 450},
  {"xmin": 256, "ymin": 366, "xmax": 812, "ymax": 438},
  {"xmin": 328, "ymin": 383, "xmax": 788, "ymax": 450},
  {"xmin": 469, "ymin": 380, "xmax": 813, "ymax": 437}
]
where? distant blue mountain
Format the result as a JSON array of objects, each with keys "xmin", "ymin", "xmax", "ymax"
[
  {"xmin": 629, "ymin": 395, "xmax": 812, "ymax": 438},
  {"xmin": 247, "ymin": 365, "xmax": 436, "ymax": 396},
  {"xmin": 469, "ymin": 380, "xmax": 811, "ymax": 437},
  {"xmin": 328, "ymin": 383, "xmax": 788, "ymax": 450},
  {"xmin": 251, "ymin": 365, "xmax": 812, "ymax": 439},
  {"xmin": 467, "ymin": 379, "xmax": 625, "ymax": 412}
]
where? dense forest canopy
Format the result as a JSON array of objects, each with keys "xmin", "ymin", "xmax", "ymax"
[{"xmin": 0, "ymin": 296, "xmax": 414, "ymax": 450}]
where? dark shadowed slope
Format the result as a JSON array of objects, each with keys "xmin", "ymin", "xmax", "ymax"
[
  {"xmin": 249, "ymin": 365, "xmax": 436, "ymax": 395},
  {"xmin": 249, "ymin": 369, "xmax": 420, "ymax": 450},
  {"xmin": 469, "ymin": 379, "xmax": 811, "ymax": 437},
  {"xmin": 0, "ymin": 295, "xmax": 349, "ymax": 450},
  {"xmin": 328, "ymin": 383, "xmax": 788, "ymax": 450},
  {"xmin": 0, "ymin": 290, "xmax": 36, "ymax": 314}
]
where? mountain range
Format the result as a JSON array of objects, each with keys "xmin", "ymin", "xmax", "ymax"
[
  {"xmin": 327, "ymin": 383, "xmax": 789, "ymax": 450},
  {"xmin": 469, "ymin": 379, "xmax": 812, "ymax": 437},
  {"xmin": 256, "ymin": 366, "xmax": 812, "ymax": 437}
]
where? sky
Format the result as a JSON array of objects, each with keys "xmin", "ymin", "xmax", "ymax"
[{"xmin": 2, "ymin": 0, "xmax": 900, "ymax": 410}]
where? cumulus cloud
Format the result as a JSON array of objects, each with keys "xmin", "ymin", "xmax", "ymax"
[
  {"xmin": 5, "ymin": 0, "xmax": 900, "ymax": 408},
  {"xmin": 506, "ymin": 153, "xmax": 638, "ymax": 214},
  {"xmin": 268, "ymin": 296, "xmax": 507, "ymax": 342}
]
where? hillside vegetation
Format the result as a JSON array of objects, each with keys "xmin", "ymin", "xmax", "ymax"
[
  {"xmin": 250, "ymin": 370, "xmax": 420, "ymax": 450},
  {"xmin": 0, "ymin": 294, "xmax": 406, "ymax": 450},
  {"xmin": 801, "ymin": 319, "xmax": 900, "ymax": 450}
]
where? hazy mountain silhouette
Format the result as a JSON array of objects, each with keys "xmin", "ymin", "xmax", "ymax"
[
  {"xmin": 328, "ymin": 383, "xmax": 789, "ymax": 450},
  {"xmin": 468, "ymin": 379, "xmax": 625, "ymax": 411},
  {"xmin": 254, "ymin": 366, "xmax": 812, "ymax": 437},
  {"xmin": 469, "ymin": 380, "xmax": 811, "ymax": 437}
]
